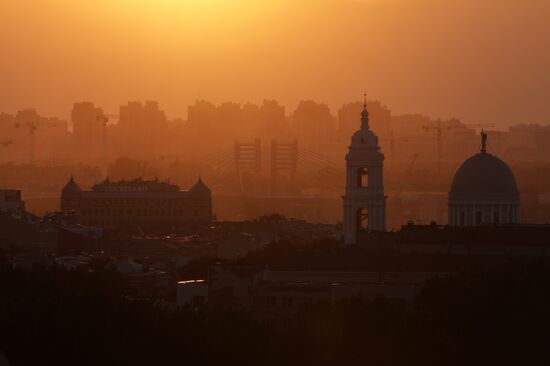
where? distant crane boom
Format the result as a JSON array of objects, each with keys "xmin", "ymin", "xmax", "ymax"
[{"xmin": 423, "ymin": 119, "xmax": 460, "ymax": 171}]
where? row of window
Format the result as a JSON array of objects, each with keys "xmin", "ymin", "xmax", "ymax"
[
  {"xmin": 82, "ymin": 218, "xmax": 197, "ymax": 227},
  {"xmin": 80, "ymin": 208, "xmax": 201, "ymax": 217},
  {"xmin": 458, "ymin": 210, "xmax": 515, "ymax": 225},
  {"xmin": 76, "ymin": 198, "xmax": 204, "ymax": 206}
]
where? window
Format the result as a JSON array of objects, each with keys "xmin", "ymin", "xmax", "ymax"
[
  {"xmin": 355, "ymin": 207, "xmax": 368, "ymax": 231},
  {"xmin": 356, "ymin": 167, "xmax": 368, "ymax": 188}
]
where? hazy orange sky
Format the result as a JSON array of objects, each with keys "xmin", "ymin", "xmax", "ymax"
[{"xmin": 1, "ymin": 0, "xmax": 548, "ymax": 125}]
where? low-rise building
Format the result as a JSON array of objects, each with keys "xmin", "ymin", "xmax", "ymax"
[
  {"xmin": 0, "ymin": 210, "xmax": 102, "ymax": 255},
  {"xmin": 179, "ymin": 265, "xmax": 441, "ymax": 328},
  {"xmin": 0, "ymin": 189, "xmax": 25, "ymax": 213},
  {"xmin": 60, "ymin": 177, "xmax": 212, "ymax": 229},
  {"xmin": 177, "ymin": 280, "xmax": 208, "ymax": 307}
]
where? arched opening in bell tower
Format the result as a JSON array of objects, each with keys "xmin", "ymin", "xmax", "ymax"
[
  {"xmin": 356, "ymin": 207, "xmax": 369, "ymax": 232},
  {"xmin": 356, "ymin": 167, "xmax": 369, "ymax": 188}
]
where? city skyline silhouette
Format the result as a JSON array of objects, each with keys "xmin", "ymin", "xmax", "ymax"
[
  {"xmin": 1, "ymin": 0, "xmax": 549, "ymax": 126},
  {"xmin": 2, "ymin": 1, "xmax": 550, "ymax": 365}
]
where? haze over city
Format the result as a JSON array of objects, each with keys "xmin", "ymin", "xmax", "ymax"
[
  {"xmin": 2, "ymin": 1, "xmax": 550, "ymax": 365},
  {"xmin": 2, "ymin": 0, "xmax": 549, "ymax": 125}
]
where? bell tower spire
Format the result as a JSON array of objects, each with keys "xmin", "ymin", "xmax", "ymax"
[
  {"xmin": 343, "ymin": 92, "xmax": 387, "ymax": 245},
  {"xmin": 361, "ymin": 92, "xmax": 369, "ymax": 130}
]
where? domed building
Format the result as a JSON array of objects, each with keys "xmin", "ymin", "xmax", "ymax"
[{"xmin": 448, "ymin": 131, "xmax": 520, "ymax": 226}]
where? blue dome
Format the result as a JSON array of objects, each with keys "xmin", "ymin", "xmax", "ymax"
[{"xmin": 449, "ymin": 153, "xmax": 519, "ymax": 202}]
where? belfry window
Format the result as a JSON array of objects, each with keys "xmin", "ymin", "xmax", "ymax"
[
  {"xmin": 356, "ymin": 167, "xmax": 369, "ymax": 188},
  {"xmin": 356, "ymin": 207, "xmax": 369, "ymax": 231}
]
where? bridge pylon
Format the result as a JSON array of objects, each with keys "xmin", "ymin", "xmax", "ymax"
[
  {"xmin": 234, "ymin": 139, "xmax": 262, "ymax": 194},
  {"xmin": 270, "ymin": 140, "xmax": 298, "ymax": 195}
]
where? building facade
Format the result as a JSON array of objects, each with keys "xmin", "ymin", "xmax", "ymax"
[
  {"xmin": 0, "ymin": 190, "xmax": 25, "ymax": 213},
  {"xmin": 71, "ymin": 102, "xmax": 107, "ymax": 163},
  {"xmin": 343, "ymin": 97, "xmax": 387, "ymax": 245},
  {"xmin": 61, "ymin": 177, "xmax": 212, "ymax": 229}
]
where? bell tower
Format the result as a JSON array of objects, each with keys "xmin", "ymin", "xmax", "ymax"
[{"xmin": 343, "ymin": 95, "xmax": 387, "ymax": 245}]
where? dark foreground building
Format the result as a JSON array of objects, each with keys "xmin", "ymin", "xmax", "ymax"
[
  {"xmin": 60, "ymin": 177, "xmax": 212, "ymax": 229},
  {"xmin": 0, "ymin": 211, "xmax": 102, "ymax": 256},
  {"xmin": 0, "ymin": 189, "xmax": 25, "ymax": 213}
]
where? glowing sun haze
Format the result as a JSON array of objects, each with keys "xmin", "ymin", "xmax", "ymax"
[{"xmin": 1, "ymin": 0, "xmax": 549, "ymax": 125}]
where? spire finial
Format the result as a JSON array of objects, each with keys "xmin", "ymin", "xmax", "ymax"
[
  {"xmin": 361, "ymin": 92, "xmax": 369, "ymax": 130},
  {"xmin": 481, "ymin": 129, "xmax": 488, "ymax": 153}
]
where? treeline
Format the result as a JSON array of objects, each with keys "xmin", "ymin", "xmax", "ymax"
[
  {"xmin": 2, "ymin": 258, "xmax": 550, "ymax": 365},
  {"xmin": 0, "ymin": 264, "xmax": 270, "ymax": 366}
]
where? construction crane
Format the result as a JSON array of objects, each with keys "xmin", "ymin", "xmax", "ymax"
[
  {"xmin": 465, "ymin": 124, "xmax": 496, "ymax": 152},
  {"xmin": 465, "ymin": 123, "xmax": 496, "ymax": 131},
  {"xmin": 380, "ymin": 130, "xmax": 414, "ymax": 172},
  {"xmin": 394, "ymin": 152, "xmax": 419, "ymax": 200},
  {"xmin": 423, "ymin": 119, "xmax": 459, "ymax": 172}
]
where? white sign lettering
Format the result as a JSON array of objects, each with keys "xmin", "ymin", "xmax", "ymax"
[{"xmin": 104, "ymin": 186, "xmax": 149, "ymax": 193}]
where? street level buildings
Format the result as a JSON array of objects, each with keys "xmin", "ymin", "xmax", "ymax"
[{"xmin": 0, "ymin": 190, "xmax": 25, "ymax": 213}]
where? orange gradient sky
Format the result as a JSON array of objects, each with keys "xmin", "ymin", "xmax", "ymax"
[{"xmin": 1, "ymin": 0, "xmax": 549, "ymax": 125}]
